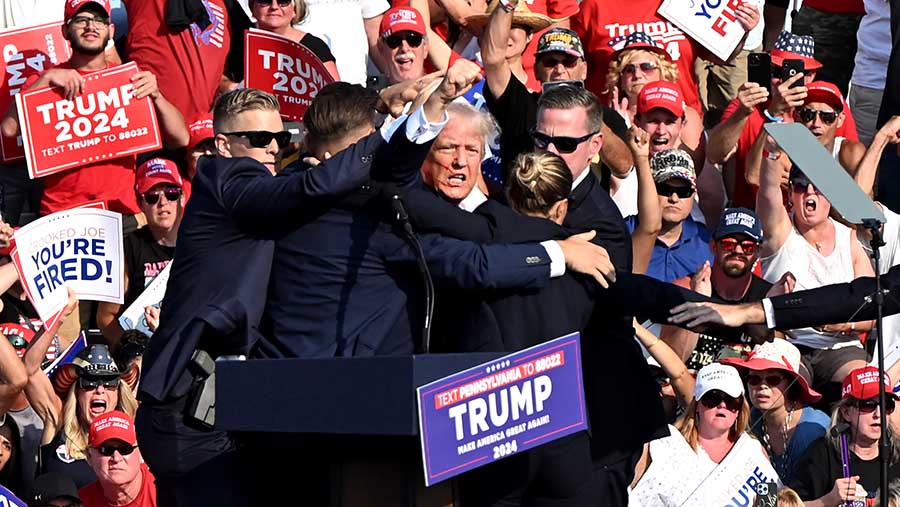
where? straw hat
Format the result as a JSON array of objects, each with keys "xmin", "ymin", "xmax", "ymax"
[
  {"xmin": 465, "ymin": 0, "xmax": 552, "ymax": 33},
  {"xmin": 721, "ymin": 339, "xmax": 821, "ymax": 404}
]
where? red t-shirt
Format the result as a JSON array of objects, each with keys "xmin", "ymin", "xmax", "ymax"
[
  {"xmin": 23, "ymin": 64, "xmax": 140, "ymax": 216},
  {"xmin": 720, "ymin": 98, "xmax": 860, "ymax": 209},
  {"xmin": 801, "ymin": 0, "xmax": 865, "ymax": 14},
  {"xmin": 79, "ymin": 463, "xmax": 157, "ymax": 507},
  {"xmin": 571, "ymin": 0, "xmax": 702, "ymax": 113},
  {"xmin": 124, "ymin": 0, "xmax": 231, "ymax": 120},
  {"xmin": 520, "ymin": 0, "xmax": 580, "ymax": 92}
]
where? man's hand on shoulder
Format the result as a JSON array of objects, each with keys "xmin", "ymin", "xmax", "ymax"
[{"xmin": 557, "ymin": 230, "xmax": 616, "ymax": 288}]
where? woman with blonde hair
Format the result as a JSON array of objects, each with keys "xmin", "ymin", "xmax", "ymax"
[
  {"xmin": 23, "ymin": 293, "xmax": 139, "ymax": 487},
  {"xmin": 249, "ymin": 0, "xmax": 341, "ymax": 80}
]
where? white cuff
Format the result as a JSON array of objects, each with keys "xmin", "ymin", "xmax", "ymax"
[
  {"xmin": 762, "ymin": 298, "xmax": 777, "ymax": 329},
  {"xmin": 541, "ymin": 240, "xmax": 565, "ymax": 278},
  {"xmin": 402, "ymin": 105, "xmax": 449, "ymax": 144}
]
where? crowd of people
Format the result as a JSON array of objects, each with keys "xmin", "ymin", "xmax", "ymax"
[{"xmin": 0, "ymin": 0, "xmax": 898, "ymax": 506}]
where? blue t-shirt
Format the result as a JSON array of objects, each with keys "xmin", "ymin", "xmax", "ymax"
[
  {"xmin": 751, "ymin": 406, "xmax": 830, "ymax": 484},
  {"xmin": 624, "ymin": 215, "xmax": 713, "ymax": 282}
]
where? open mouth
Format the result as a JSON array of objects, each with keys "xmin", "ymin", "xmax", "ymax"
[
  {"xmin": 651, "ymin": 137, "xmax": 669, "ymax": 147},
  {"xmin": 394, "ymin": 54, "xmax": 414, "ymax": 71},
  {"xmin": 446, "ymin": 173, "xmax": 467, "ymax": 186},
  {"xmin": 90, "ymin": 399, "xmax": 108, "ymax": 416},
  {"xmin": 804, "ymin": 197, "xmax": 817, "ymax": 213}
]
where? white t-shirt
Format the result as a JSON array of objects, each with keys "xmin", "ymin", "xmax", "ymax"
[
  {"xmin": 860, "ymin": 204, "xmax": 900, "ymax": 370},
  {"xmin": 297, "ymin": 0, "xmax": 389, "ymax": 85},
  {"xmin": 0, "ymin": 0, "xmax": 65, "ymax": 28},
  {"xmin": 851, "ymin": 0, "xmax": 890, "ymax": 90},
  {"xmin": 742, "ymin": 0, "xmax": 766, "ymax": 50},
  {"xmin": 761, "ymin": 219, "xmax": 860, "ymax": 349}
]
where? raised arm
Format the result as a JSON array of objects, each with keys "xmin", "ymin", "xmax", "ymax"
[
  {"xmin": 755, "ymin": 136, "xmax": 792, "ymax": 256},
  {"xmin": 0, "ymin": 323, "xmax": 27, "ymax": 417},
  {"xmin": 131, "ymin": 70, "xmax": 189, "ymax": 148},
  {"xmin": 627, "ymin": 126, "xmax": 660, "ymax": 274},
  {"xmin": 480, "ymin": 0, "xmax": 516, "ymax": 99},
  {"xmin": 634, "ymin": 320, "xmax": 693, "ymax": 409},
  {"xmin": 409, "ymin": 0, "xmax": 454, "ymax": 71},
  {"xmin": 855, "ymin": 115, "xmax": 900, "ymax": 198},
  {"xmin": 707, "ymin": 82, "xmax": 768, "ymax": 164}
]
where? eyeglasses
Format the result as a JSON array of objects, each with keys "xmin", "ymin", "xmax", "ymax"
[
  {"xmin": 699, "ymin": 390, "xmax": 743, "ymax": 412},
  {"xmin": 798, "ymin": 108, "xmax": 838, "ymax": 125},
  {"xmin": 746, "ymin": 373, "xmax": 786, "ymax": 387},
  {"xmin": 623, "ymin": 61, "xmax": 659, "ymax": 75},
  {"xmin": 654, "ymin": 374, "xmax": 671, "ymax": 388},
  {"xmin": 538, "ymin": 54, "xmax": 580, "ymax": 69},
  {"xmin": 848, "ymin": 397, "xmax": 896, "ymax": 415},
  {"xmin": 655, "ymin": 182, "xmax": 695, "ymax": 199},
  {"xmin": 383, "ymin": 33, "xmax": 424, "ymax": 49},
  {"xmin": 790, "ymin": 179, "xmax": 819, "ymax": 194},
  {"xmin": 140, "ymin": 187, "xmax": 182, "ymax": 205},
  {"xmin": 68, "ymin": 15, "xmax": 110, "ymax": 28},
  {"xmin": 95, "ymin": 443, "xmax": 137, "ymax": 457},
  {"xmin": 251, "ymin": 0, "xmax": 293, "ymax": 6},
  {"xmin": 222, "ymin": 130, "xmax": 292, "ymax": 150},
  {"xmin": 529, "ymin": 127, "xmax": 598, "ymax": 154},
  {"xmin": 719, "ymin": 237, "xmax": 759, "ymax": 256},
  {"xmin": 77, "ymin": 376, "xmax": 119, "ymax": 391}
]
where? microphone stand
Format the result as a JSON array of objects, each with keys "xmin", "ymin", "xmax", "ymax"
[
  {"xmin": 391, "ymin": 194, "xmax": 435, "ymax": 354},
  {"xmin": 862, "ymin": 217, "xmax": 889, "ymax": 503}
]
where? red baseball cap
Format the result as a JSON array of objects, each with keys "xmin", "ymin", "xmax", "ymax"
[
  {"xmin": 804, "ymin": 81, "xmax": 844, "ymax": 110},
  {"xmin": 188, "ymin": 114, "xmax": 215, "ymax": 150},
  {"xmin": 89, "ymin": 410, "xmax": 137, "ymax": 447},
  {"xmin": 135, "ymin": 158, "xmax": 183, "ymax": 194},
  {"xmin": 842, "ymin": 366, "xmax": 899, "ymax": 401},
  {"xmin": 64, "ymin": 0, "xmax": 111, "ymax": 22},
  {"xmin": 379, "ymin": 6, "xmax": 426, "ymax": 39},
  {"xmin": 637, "ymin": 81, "xmax": 684, "ymax": 117}
]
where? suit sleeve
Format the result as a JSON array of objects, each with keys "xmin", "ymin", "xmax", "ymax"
[
  {"xmin": 770, "ymin": 264, "xmax": 900, "ymax": 330},
  {"xmin": 217, "ymin": 132, "xmax": 385, "ymax": 222},
  {"xmin": 603, "ymin": 271, "xmax": 713, "ymax": 322},
  {"xmin": 373, "ymin": 110, "xmax": 445, "ymax": 187},
  {"xmin": 382, "ymin": 232, "xmax": 552, "ymax": 290}
]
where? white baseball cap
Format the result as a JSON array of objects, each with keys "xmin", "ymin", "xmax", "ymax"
[{"xmin": 694, "ymin": 363, "xmax": 744, "ymax": 400}]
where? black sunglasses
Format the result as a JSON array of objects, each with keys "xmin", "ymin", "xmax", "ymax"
[
  {"xmin": 747, "ymin": 373, "xmax": 786, "ymax": 387},
  {"xmin": 384, "ymin": 33, "xmax": 424, "ymax": 49},
  {"xmin": 699, "ymin": 390, "xmax": 743, "ymax": 411},
  {"xmin": 529, "ymin": 127, "xmax": 598, "ymax": 154},
  {"xmin": 790, "ymin": 178, "xmax": 818, "ymax": 194},
  {"xmin": 539, "ymin": 54, "xmax": 579, "ymax": 68},
  {"xmin": 848, "ymin": 397, "xmax": 896, "ymax": 415},
  {"xmin": 798, "ymin": 107, "xmax": 838, "ymax": 125},
  {"xmin": 222, "ymin": 130, "xmax": 292, "ymax": 150},
  {"xmin": 655, "ymin": 182, "xmax": 695, "ymax": 199},
  {"xmin": 252, "ymin": 0, "xmax": 293, "ymax": 5},
  {"xmin": 96, "ymin": 443, "xmax": 137, "ymax": 457},
  {"xmin": 141, "ymin": 187, "xmax": 182, "ymax": 205},
  {"xmin": 623, "ymin": 62, "xmax": 658, "ymax": 75},
  {"xmin": 77, "ymin": 376, "xmax": 119, "ymax": 390}
]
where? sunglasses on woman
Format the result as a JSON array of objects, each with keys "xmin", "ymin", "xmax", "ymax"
[
  {"xmin": 383, "ymin": 33, "xmax": 424, "ymax": 49},
  {"xmin": 699, "ymin": 390, "xmax": 743, "ymax": 411},
  {"xmin": 848, "ymin": 397, "xmax": 896, "ymax": 415},
  {"xmin": 529, "ymin": 127, "xmax": 597, "ymax": 154},
  {"xmin": 77, "ymin": 376, "xmax": 119, "ymax": 391},
  {"xmin": 95, "ymin": 443, "xmax": 137, "ymax": 457},
  {"xmin": 222, "ymin": 130, "xmax": 292, "ymax": 149},
  {"xmin": 622, "ymin": 61, "xmax": 658, "ymax": 75},
  {"xmin": 797, "ymin": 108, "xmax": 838, "ymax": 125},
  {"xmin": 140, "ymin": 187, "xmax": 182, "ymax": 205},
  {"xmin": 655, "ymin": 182, "xmax": 694, "ymax": 199},
  {"xmin": 718, "ymin": 237, "xmax": 759, "ymax": 256},
  {"xmin": 251, "ymin": 0, "xmax": 292, "ymax": 6},
  {"xmin": 746, "ymin": 373, "xmax": 785, "ymax": 387}
]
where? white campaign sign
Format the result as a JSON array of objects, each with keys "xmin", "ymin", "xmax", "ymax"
[
  {"xmin": 12, "ymin": 208, "xmax": 124, "ymax": 325},
  {"xmin": 119, "ymin": 262, "xmax": 170, "ymax": 335},
  {"xmin": 658, "ymin": 0, "xmax": 745, "ymax": 61},
  {"xmin": 681, "ymin": 433, "xmax": 782, "ymax": 506}
]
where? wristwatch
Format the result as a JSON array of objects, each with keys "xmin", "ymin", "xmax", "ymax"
[
  {"xmin": 763, "ymin": 109, "xmax": 784, "ymax": 123},
  {"xmin": 499, "ymin": 0, "xmax": 518, "ymax": 12}
]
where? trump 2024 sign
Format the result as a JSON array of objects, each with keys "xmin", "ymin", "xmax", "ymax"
[
  {"xmin": 16, "ymin": 61, "xmax": 161, "ymax": 179},
  {"xmin": 417, "ymin": 333, "xmax": 588, "ymax": 486}
]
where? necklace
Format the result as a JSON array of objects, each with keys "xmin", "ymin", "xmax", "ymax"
[{"xmin": 762, "ymin": 404, "xmax": 795, "ymax": 479}]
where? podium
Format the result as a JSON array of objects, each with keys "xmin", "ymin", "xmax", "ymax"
[{"xmin": 216, "ymin": 353, "xmax": 503, "ymax": 506}]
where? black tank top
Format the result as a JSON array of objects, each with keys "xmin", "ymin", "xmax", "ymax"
[
  {"xmin": 39, "ymin": 431, "xmax": 96, "ymax": 488},
  {"xmin": 122, "ymin": 227, "xmax": 175, "ymax": 309}
]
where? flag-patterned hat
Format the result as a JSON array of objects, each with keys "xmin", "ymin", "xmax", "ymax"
[
  {"xmin": 610, "ymin": 31, "xmax": 670, "ymax": 61},
  {"xmin": 770, "ymin": 31, "xmax": 822, "ymax": 70}
]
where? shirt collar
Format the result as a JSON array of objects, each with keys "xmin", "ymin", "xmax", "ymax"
[
  {"xmin": 458, "ymin": 186, "xmax": 488, "ymax": 212},
  {"xmin": 572, "ymin": 166, "xmax": 591, "ymax": 190}
]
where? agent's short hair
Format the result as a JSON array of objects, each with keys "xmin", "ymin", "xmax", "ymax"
[
  {"xmin": 213, "ymin": 88, "xmax": 280, "ymax": 133},
  {"xmin": 537, "ymin": 85, "xmax": 603, "ymax": 134},
  {"xmin": 304, "ymin": 82, "xmax": 380, "ymax": 145}
]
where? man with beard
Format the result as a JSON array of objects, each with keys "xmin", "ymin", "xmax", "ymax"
[
  {"xmin": 0, "ymin": 0, "xmax": 188, "ymax": 226},
  {"xmin": 663, "ymin": 208, "xmax": 774, "ymax": 371}
]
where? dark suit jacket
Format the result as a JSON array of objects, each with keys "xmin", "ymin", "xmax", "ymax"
[
  {"xmin": 139, "ymin": 129, "xmax": 401, "ymax": 403},
  {"xmin": 770, "ymin": 263, "xmax": 900, "ymax": 330},
  {"xmin": 401, "ymin": 188, "xmax": 706, "ymax": 463}
]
